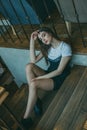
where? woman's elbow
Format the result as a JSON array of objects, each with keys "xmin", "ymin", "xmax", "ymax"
[
  {"xmin": 55, "ymin": 70, "xmax": 62, "ymax": 76},
  {"xmin": 30, "ymin": 59, "xmax": 36, "ymax": 64}
]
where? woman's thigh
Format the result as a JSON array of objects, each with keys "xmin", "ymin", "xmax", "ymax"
[
  {"xmin": 33, "ymin": 78, "xmax": 54, "ymax": 91},
  {"xmin": 27, "ymin": 63, "xmax": 47, "ymax": 77}
]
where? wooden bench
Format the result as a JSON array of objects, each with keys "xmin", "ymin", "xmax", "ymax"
[
  {"xmin": 35, "ymin": 65, "xmax": 87, "ymax": 130},
  {"xmin": 54, "ymin": 67, "xmax": 87, "ymax": 130}
]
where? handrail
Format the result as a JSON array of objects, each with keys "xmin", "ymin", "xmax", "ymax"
[
  {"xmin": 0, "ymin": 0, "xmax": 86, "ymax": 48},
  {"xmin": 0, "ymin": 0, "xmax": 23, "ymax": 43}
]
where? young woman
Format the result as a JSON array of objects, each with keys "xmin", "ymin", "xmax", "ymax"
[{"xmin": 22, "ymin": 27, "xmax": 72, "ymax": 129}]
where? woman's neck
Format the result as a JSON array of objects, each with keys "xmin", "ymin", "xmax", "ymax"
[{"xmin": 51, "ymin": 38, "xmax": 61, "ymax": 48}]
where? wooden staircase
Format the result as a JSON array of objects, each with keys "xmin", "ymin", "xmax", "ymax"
[
  {"xmin": 0, "ymin": 8, "xmax": 87, "ymax": 54},
  {"xmin": 35, "ymin": 65, "xmax": 87, "ymax": 130},
  {"xmin": 1, "ymin": 65, "xmax": 87, "ymax": 130}
]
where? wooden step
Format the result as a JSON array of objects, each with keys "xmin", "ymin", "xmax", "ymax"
[
  {"xmin": 54, "ymin": 68, "xmax": 87, "ymax": 130},
  {"xmin": 6, "ymin": 83, "xmax": 57, "ymax": 127},
  {"xmin": 35, "ymin": 65, "xmax": 86, "ymax": 130},
  {"xmin": 6, "ymin": 84, "xmax": 28, "ymax": 120},
  {"xmin": 0, "ymin": 84, "xmax": 27, "ymax": 130},
  {"xmin": 0, "ymin": 7, "xmax": 87, "ymax": 54}
]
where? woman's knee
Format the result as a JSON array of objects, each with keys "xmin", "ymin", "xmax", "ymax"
[{"xmin": 30, "ymin": 80, "xmax": 38, "ymax": 90}]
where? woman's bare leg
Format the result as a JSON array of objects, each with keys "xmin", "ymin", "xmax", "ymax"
[
  {"xmin": 25, "ymin": 63, "xmax": 46, "ymax": 85},
  {"xmin": 23, "ymin": 63, "xmax": 54, "ymax": 119}
]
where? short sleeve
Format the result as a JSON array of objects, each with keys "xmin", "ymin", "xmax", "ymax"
[{"xmin": 61, "ymin": 42, "xmax": 72, "ymax": 57}]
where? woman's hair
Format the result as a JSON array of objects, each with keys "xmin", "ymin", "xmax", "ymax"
[{"xmin": 37, "ymin": 27, "xmax": 59, "ymax": 64}]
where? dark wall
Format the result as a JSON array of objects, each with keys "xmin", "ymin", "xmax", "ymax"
[
  {"xmin": 27, "ymin": 0, "xmax": 56, "ymax": 22},
  {"xmin": 0, "ymin": 0, "xmax": 56, "ymax": 25},
  {"xmin": 0, "ymin": 0, "xmax": 40, "ymax": 24}
]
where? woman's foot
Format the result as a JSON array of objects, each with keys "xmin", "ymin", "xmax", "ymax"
[
  {"xmin": 34, "ymin": 98, "xmax": 43, "ymax": 116},
  {"xmin": 21, "ymin": 117, "xmax": 33, "ymax": 129}
]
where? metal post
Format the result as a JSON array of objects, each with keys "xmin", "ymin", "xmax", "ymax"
[
  {"xmin": 9, "ymin": 0, "xmax": 29, "ymax": 42},
  {"xmin": 0, "ymin": 1, "xmax": 23, "ymax": 43},
  {"xmin": 0, "ymin": 19, "xmax": 14, "ymax": 43},
  {"xmin": 72, "ymin": 0, "xmax": 86, "ymax": 47},
  {"xmin": 19, "ymin": 0, "xmax": 34, "ymax": 31},
  {"xmin": 29, "ymin": 1, "xmax": 42, "ymax": 27},
  {"xmin": 56, "ymin": 0, "xmax": 72, "ymax": 43},
  {"xmin": 43, "ymin": 0, "xmax": 58, "ymax": 38},
  {"xmin": 0, "ymin": 27, "xmax": 7, "ymax": 42}
]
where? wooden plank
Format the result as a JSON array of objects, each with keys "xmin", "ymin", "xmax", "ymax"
[
  {"xmin": 83, "ymin": 120, "xmax": 87, "ymax": 130},
  {"xmin": 35, "ymin": 65, "xmax": 86, "ymax": 130},
  {"xmin": 54, "ymin": 68, "xmax": 87, "ymax": 130},
  {"xmin": 0, "ymin": 86, "xmax": 5, "ymax": 95},
  {"xmin": 0, "ymin": 71, "xmax": 13, "ymax": 85},
  {"xmin": 4, "ymin": 81, "xmax": 18, "ymax": 98},
  {"xmin": 0, "ymin": 91, "xmax": 9, "ymax": 105},
  {"xmin": 8, "ymin": 84, "xmax": 28, "ymax": 106},
  {"xmin": 6, "ymin": 84, "xmax": 28, "ymax": 120},
  {"xmin": 0, "ymin": 23, "xmax": 87, "ymax": 55},
  {"xmin": 68, "ymin": 112, "xmax": 87, "ymax": 130},
  {"xmin": 67, "ymin": 86, "xmax": 87, "ymax": 130}
]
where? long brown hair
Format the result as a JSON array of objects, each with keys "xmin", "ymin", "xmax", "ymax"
[{"xmin": 37, "ymin": 27, "xmax": 59, "ymax": 64}]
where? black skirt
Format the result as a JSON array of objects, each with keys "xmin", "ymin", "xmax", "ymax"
[{"xmin": 46, "ymin": 59, "xmax": 71, "ymax": 90}]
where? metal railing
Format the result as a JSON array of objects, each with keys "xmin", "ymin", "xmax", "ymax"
[
  {"xmin": 0, "ymin": 0, "xmax": 87, "ymax": 47},
  {"xmin": 55, "ymin": 0, "xmax": 87, "ymax": 47}
]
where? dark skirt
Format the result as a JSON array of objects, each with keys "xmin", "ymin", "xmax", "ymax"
[{"xmin": 46, "ymin": 60, "xmax": 71, "ymax": 90}]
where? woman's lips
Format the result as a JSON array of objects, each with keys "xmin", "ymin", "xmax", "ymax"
[{"xmin": 45, "ymin": 40, "xmax": 48, "ymax": 43}]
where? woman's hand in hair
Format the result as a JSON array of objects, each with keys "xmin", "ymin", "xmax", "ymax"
[{"xmin": 31, "ymin": 30, "xmax": 39, "ymax": 41}]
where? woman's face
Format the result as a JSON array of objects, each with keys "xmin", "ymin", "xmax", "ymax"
[{"xmin": 38, "ymin": 31, "xmax": 53, "ymax": 45}]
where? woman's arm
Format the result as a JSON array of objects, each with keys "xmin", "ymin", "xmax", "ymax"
[
  {"xmin": 33, "ymin": 56, "xmax": 71, "ymax": 80},
  {"xmin": 30, "ymin": 31, "xmax": 43, "ymax": 63}
]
